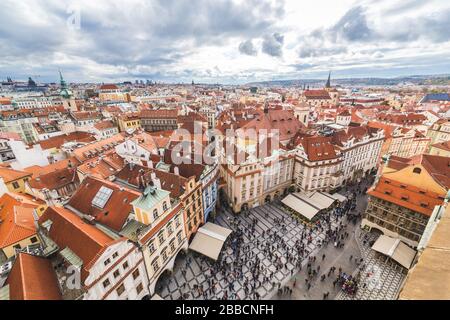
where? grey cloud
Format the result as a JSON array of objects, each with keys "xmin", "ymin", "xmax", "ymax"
[
  {"xmin": 238, "ymin": 40, "xmax": 257, "ymax": 56},
  {"xmin": 298, "ymin": 46, "xmax": 347, "ymax": 58},
  {"xmin": 0, "ymin": 0, "xmax": 286, "ymax": 81},
  {"xmin": 331, "ymin": 6, "xmax": 373, "ymax": 42},
  {"xmin": 262, "ymin": 33, "xmax": 284, "ymax": 57}
]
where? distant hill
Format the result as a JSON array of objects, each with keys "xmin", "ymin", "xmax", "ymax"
[{"xmin": 246, "ymin": 74, "xmax": 450, "ymax": 87}]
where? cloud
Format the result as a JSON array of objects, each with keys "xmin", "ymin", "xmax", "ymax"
[
  {"xmin": 330, "ymin": 6, "xmax": 373, "ymax": 42},
  {"xmin": 298, "ymin": 46, "xmax": 347, "ymax": 58},
  {"xmin": 0, "ymin": 0, "xmax": 449, "ymax": 83},
  {"xmin": 262, "ymin": 33, "xmax": 284, "ymax": 57},
  {"xmin": 238, "ymin": 40, "xmax": 257, "ymax": 56},
  {"xmin": 0, "ymin": 0, "xmax": 285, "ymax": 82}
]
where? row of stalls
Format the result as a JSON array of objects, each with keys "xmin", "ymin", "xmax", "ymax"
[{"xmin": 281, "ymin": 191, "xmax": 347, "ymax": 222}]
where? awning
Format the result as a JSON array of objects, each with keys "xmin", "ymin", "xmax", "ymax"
[
  {"xmin": 371, "ymin": 235, "xmax": 416, "ymax": 269},
  {"xmin": 306, "ymin": 191, "xmax": 336, "ymax": 209},
  {"xmin": 329, "ymin": 193, "xmax": 347, "ymax": 202},
  {"xmin": 281, "ymin": 194, "xmax": 320, "ymax": 221},
  {"xmin": 189, "ymin": 223, "xmax": 232, "ymax": 261},
  {"xmin": 391, "ymin": 242, "xmax": 417, "ymax": 269}
]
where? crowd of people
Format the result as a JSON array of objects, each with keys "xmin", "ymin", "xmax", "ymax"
[{"xmin": 164, "ymin": 177, "xmax": 374, "ymax": 300}]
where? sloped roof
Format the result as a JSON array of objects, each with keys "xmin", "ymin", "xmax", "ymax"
[
  {"xmin": 38, "ymin": 206, "xmax": 122, "ymax": 281},
  {"xmin": 0, "ymin": 167, "xmax": 32, "ymax": 183},
  {"xmin": 0, "ymin": 193, "xmax": 38, "ymax": 248},
  {"xmin": 7, "ymin": 253, "xmax": 62, "ymax": 300},
  {"xmin": 28, "ymin": 167, "xmax": 79, "ymax": 190},
  {"xmin": 66, "ymin": 176, "xmax": 140, "ymax": 232},
  {"xmin": 38, "ymin": 132, "xmax": 96, "ymax": 150}
]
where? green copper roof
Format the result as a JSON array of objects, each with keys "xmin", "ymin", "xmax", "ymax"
[{"xmin": 131, "ymin": 186, "xmax": 170, "ymax": 212}]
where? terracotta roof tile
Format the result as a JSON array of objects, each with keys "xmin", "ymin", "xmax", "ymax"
[
  {"xmin": 67, "ymin": 176, "xmax": 140, "ymax": 232},
  {"xmin": 7, "ymin": 253, "xmax": 62, "ymax": 300}
]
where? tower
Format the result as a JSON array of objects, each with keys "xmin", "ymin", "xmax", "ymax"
[
  {"xmin": 59, "ymin": 70, "xmax": 72, "ymax": 99},
  {"xmin": 325, "ymin": 71, "xmax": 331, "ymax": 88},
  {"xmin": 264, "ymin": 100, "xmax": 269, "ymax": 114}
]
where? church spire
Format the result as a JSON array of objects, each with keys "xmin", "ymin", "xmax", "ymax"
[
  {"xmin": 59, "ymin": 70, "xmax": 67, "ymax": 89},
  {"xmin": 58, "ymin": 70, "xmax": 72, "ymax": 99},
  {"xmin": 325, "ymin": 71, "xmax": 331, "ymax": 88}
]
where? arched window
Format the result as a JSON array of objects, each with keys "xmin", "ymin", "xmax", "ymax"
[{"xmin": 163, "ymin": 201, "xmax": 168, "ymax": 211}]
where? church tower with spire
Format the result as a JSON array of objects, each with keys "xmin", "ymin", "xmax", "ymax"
[
  {"xmin": 59, "ymin": 70, "xmax": 73, "ymax": 99},
  {"xmin": 58, "ymin": 71, "xmax": 76, "ymax": 111},
  {"xmin": 324, "ymin": 71, "xmax": 339, "ymax": 104},
  {"xmin": 325, "ymin": 71, "xmax": 331, "ymax": 88}
]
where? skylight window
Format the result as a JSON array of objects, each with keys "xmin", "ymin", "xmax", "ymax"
[{"xmin": 92, "ymin": 186, "xmax": 113, "ymax": 208}]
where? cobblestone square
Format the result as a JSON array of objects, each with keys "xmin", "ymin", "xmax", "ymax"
[{"xmin": 156, "ymin": 200, "xmax": 348, "ymax": 300}]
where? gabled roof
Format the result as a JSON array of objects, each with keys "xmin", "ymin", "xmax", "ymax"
[
  {"xmin": 37, "ymin": 132, "xmax": 96, "ymax": 150},
  {"xmin": 77, "ymin": 150, "xmax": 125, "ymax": 179},
  {"xmin": 99, "ymin": 84, "xmax": 119, "ymax": 90},
  {"xmin": 94, "ymin": 120, "xmax": 116, "ymax": 130},
  {"xmin": 0, "ymin": 167, "xmax": 31, "ymax": 183},
  {"xmin": 0, "ymin": 193, "xmax": 39, "ymax": 248},
  {"xmin": 298, "ymin": 136, "xmax": 339, "ymax": 161},
  {"xmin": 73, "ymin": 133, "xmax": 125, "ymax": 162},
  {"xmin": 239, "ymin": 109, "xmax": 304, "ymax": 142},
  {"xmin": 28, "ymin": 167, "xmax": 79, "ymax": 191},
  {"xmin": 24, "ymin": 157, "xmax": 80, "ymax": 178},
  {"xmin": 140, "ymin": 109, "xmax": 178, "ymax": 118},
  {"xmin": 39, "ymin": 206, "xmax": 122, "ymax": 281},
  {"xmin": 431, "ymin": 140, "xmax": 450, "ymax": 152},
  {"xmin": 7, "ymin": 253, "xmax": 62, "ymax": 300},
  {"xmin": 304, "ymin": 90, "xmax": 331, "ymax": 100},
  {"xmin": 116, "ymin": 165, "xmax": 187, "ymax": 198}
]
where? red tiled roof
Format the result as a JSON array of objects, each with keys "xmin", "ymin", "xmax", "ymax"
[
  {"xmin": 368, "ymin": 176, "xmax": 444, "ymax": 217},
  {"xmin": 304, "ymin": 90, "xmax": 331, "ymax": 100},
  {"xmin": 24, "ymin": 158, "xmax": 80, "ymax": 178},
  {"xmin": 431, "ymin": 140, "xmax": 450, "ymax": 152},
  {"xmin": 0, "ymin": 193, "xmax": 39, "ymax": 248},
  {"xmin": 239, "ymin": 109, "xmax": 305, "ymax": 142},
  {"xmin": 99, "ymin": 84, "xmax": 119, "ymax": 90},
  {"xmin": 77, "ymin": 150, "xmax": 125, "ymax": 179},
  {"xmin": 0, "ymin": 167, "xmax": 32, "ymax": 183},
  {"xmin": 73, "ymin": 133, "xmax": 125, "ymax": 162},
  {"xmin": 94, "ymin": 120, "xmax": 116, "ymax": 130},
  {"xmin": 299, "ymin": 136, "xmax": 339, "ymax": 161},
  {"xmin": 66, "ymin": 176, "xmax": 140, "ymax": 232},
  {"xmin": 38, "ymin": 132, "xmax": 96, "ymax": 150},
  {"xmin": 39, "ymin": 206, "xmax": 122, "ymax": 281},
  {"xmin": 0, "ymin": 132, "xmax": 22, "ymax": 141},
  {"xmin": 28, "ymin": 167, "xmax": 79, "ymax": 191},
  {"xmin": 7, "ymin": 253, "xmax": 62, "ymax": 300},
  {"xmin": 140, "ymin": 109, "xmax": 178, "ymax": 119}
]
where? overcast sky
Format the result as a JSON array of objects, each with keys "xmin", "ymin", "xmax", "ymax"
[{"xmin": 1, "ymin": 0, "xmax": 449, "ymax": 84}]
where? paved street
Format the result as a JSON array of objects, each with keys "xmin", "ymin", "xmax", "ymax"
[
  {"xmin": 156, "ymin": 187, "xmax": 364, "ymax": 300},
  {"xmin": 273, "ymin": 184, "xmax": 370, "ymax": 300}
]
